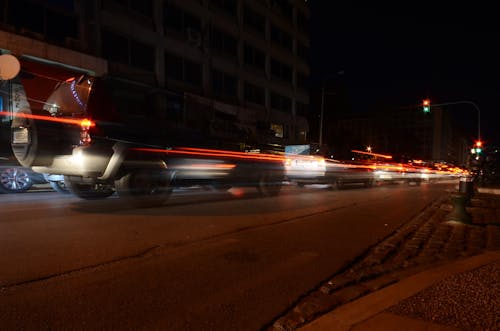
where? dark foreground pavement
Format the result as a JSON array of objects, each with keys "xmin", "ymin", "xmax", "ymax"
[{"xmin": 267, "ymin": 187, "xmax": 500, "ymax": 331}]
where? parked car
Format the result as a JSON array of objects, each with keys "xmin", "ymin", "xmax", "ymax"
[{"xmin": 0, "ymin": 156, "xmax": 47, "ymax": 193}]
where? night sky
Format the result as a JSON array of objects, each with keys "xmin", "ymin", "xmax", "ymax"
[{"xmin": 310, "ymin": 2, "xmax": 500, "ymax": 145}]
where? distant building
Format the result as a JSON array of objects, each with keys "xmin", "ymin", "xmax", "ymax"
[
  {"xmin": 334, "ymin": 106, "xmax": 471, "ymax": 166},
  {"xmin": 0, "ymin": 0, "xmax": 310, "ymax": 150}
]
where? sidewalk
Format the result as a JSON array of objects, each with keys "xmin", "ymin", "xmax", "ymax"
[{"xmin": 268, "ymin": 188, "xmax": 500, "ymax": 331}]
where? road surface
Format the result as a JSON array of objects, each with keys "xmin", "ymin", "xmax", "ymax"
[{"xmin": 0, "ymin": 181, "xmax": 455, "ymax": 330}]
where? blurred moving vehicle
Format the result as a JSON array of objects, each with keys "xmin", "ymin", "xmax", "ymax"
[
  {"xmin": 0, "ymin": 156, "xmax": 47, "ymax": 193},
  {"xmin": 285, "ymin": 145, "xmax": 375, "ymax": 188},
  {"xmin": 8, "ymin": 75, "xmax": 284, "ymax": 206},
  {"xmin": 284, "ymin": 147, "xmax": 326, "ymax": 186}
]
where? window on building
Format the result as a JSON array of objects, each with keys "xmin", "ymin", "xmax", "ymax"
[
  {"xmin": 163, "ymin": 3, "xmax": 183, "ymax": 31},
  {"xmin": 270, "ymin": 123, "xmax": 284, "ymax": 138},
  {"xmin": 210, "ymin": 26, "xmax": 238, "ymax": 57},
  {"xmin": 184, "ymin": 58, "xmax": 202, "ymax": 86},
  {"xmin": 244, "ymin": 82, "xmax": 265, "ymax": 105},
  {"xmin": 212, "ymin": 69, "xmax": 237, "ymax": 98},
  {"xmin": 109, "ymin": 0, "xmax": 153, "ymax": 16},
  {"xmin": 44, "ymin": 0, "xmax": 75, "ymax": 11},
  {"xmin": 7, "ymin": 0, "xmax": 78, "ymax": 43},
  {"xmin": 243, "ymin": 5, "xmax": 265, "ymax": 35},
  {"xmin": 165, "ymin": 53, "xmax": 202, "ymax": 86},
  {"xmin": 46, "ymin": 10, "xmax": 78, "ymax": 43},
  {"xmin": 102, "ymin": 29, "xmax": 155, "ymax": 71},
  {"xmin": 101, "ymin": 29, "xmax": 130, "ymax": 64},
  {"xmin": 244, "ymin": 44, "xmax": 265, "ymax": 70},
  {"xmin": 209, "ymin": 0, "xmax": 237, "ymax": 16},
  {"xmin": 130, "ymin": 40, "xmax": 154, "ymax": 71},
  {"xmin": 163, "ymin": 2, "xmax": 201, "ymax": 36},
  {"xmin": 165, "ymin": 53, "xmax": 183, "ymax": 80},
  {"xmin": 296, "ymin": 101, "xmax": 309, "ymax": 116},
  {"xmin": 8, "ymin": 0, "xmax": 44, "ymax": 34},
  {"xmin": 271, "ymin": 58, "xmax": 292, "ymax": 83},
  {"xmin": 270, "ymin": 0, "xmax": 292, "ymax": 21},
  {"xmin": 270, "ymin": 92, "xmax": 291, "ymax": 113},
  {"xmin": 297, "ymin": 42, "xmax": 309, "ymax": 61},
  {"xmin": 271, "ymin": 24, "xmax": 292, "ymax": 51},
  {"xmin": 296, "ymin": 72, "xmax": 308, "ymax": 89}
]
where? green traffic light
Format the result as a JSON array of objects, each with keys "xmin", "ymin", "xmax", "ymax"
[{"xmin": 423, "ymin": 106, "xmax": 430, "ymax": 113}]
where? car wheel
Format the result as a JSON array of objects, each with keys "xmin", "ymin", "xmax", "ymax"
[
  {"xmin": 0, "ymin": 167, "xmax": 33, "ymax": 193},
  {"xmin": 114, "ymin": 169, "xmax": 172, "ymax": 207},
  {"xmin": 257, "ymin": 170, "xmax": 283, "ymax": 197},
  {"xmin": 64, "ymin": 176, "xmax": 114, "ymax": 199}
]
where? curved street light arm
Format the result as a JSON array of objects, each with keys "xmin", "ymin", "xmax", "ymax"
[{"xmin": 431, "ymin": 100, "xmax": 481, "ymax": 140}]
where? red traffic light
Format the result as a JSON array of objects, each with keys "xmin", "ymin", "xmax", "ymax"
[
  {"xmin": 423, "ymin": 99, "xmax": 430, "ymax": 106},
  {"xmin": 475, "ymin": 140, "xmax": 483, "ymax": 148}
]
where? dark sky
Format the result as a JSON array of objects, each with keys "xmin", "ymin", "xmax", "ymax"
[{"xmin": 309, "ymin": 2, "xmax": 500, "ymax": 145}]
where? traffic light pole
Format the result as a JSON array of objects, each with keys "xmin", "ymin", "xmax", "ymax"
[{"xmin": 430, "ymin": 100, "xmax": 481, "ymax": 140}]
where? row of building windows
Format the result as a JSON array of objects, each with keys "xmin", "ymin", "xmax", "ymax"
[
  {"xmin": 208, "ymin": 0, "xmax": 308, "ymax": 34},
  {"xmin": 163, "ymin": 2, "xmax": 308, "ymax": 56},
  {"xmin": 0, "ymin": 0, "xmax": 307, "ymax": 59},
  {"xmin": 108, "ymin": 0, "xmax": 307, "ymax": 33},
  {"xmin": 162, "ymin": 55, "xmax": 304, "ymax": 114},
  {"xmin": 3, "ymin": 0, "xmax": 78, "ymax": 44},
  {"xmin": 101, "ymin": 30, "xmax": 155, "ymax": 71},
  {"xmin": 102, "ymin": 28, "xmax": 308, "ymax": 87}
]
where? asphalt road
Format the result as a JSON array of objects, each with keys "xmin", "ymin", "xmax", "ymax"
[{"xmin": 0, "ymin": 182, "xmax": 455, "ymax": 330}]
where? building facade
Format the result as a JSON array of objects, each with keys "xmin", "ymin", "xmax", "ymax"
[{"xmin": 0, "ymin": 0, "xmax": 310, "ymax": 150}]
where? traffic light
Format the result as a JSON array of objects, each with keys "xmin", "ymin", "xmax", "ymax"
[
  {"xmin": 474, "ymin": 140, "xmax": 483, "ymax": 154},
  {"xmin": 422, "ymin": 99, "xmax": 431, "ymax": 113}
]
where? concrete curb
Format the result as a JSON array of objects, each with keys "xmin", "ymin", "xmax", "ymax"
[
  {"xmin": 297, "ymin": 251, "xmax": 500, "ymax": 331},
  {"xmin": 477, "ymin": 187, "xmax": 500, "ymax": 195}
]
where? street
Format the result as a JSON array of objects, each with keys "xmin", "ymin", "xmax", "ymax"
[{"xmin": 0, "ymin": 182, "xmax": 455, "ymax": 330}]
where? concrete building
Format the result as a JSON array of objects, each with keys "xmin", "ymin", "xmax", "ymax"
[{"xmin": 0, "ymin": 0, "xmax": 310, "ymax": 150}]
